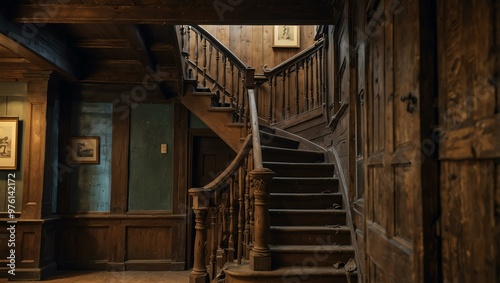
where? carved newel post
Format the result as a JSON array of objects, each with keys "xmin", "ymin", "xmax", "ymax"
[
  {"xmin": 249, "ymin": 167, "xmax": 275, "ymax": 271},
  {"xmin": 189, "ymin": 189, "xmax": 210, "ymax": 283}
]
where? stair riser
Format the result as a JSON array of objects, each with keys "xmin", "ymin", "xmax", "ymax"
[
  {"xmin": 270, "ymin": 211, "xmax": 346, "ymax": 226},
  {"xmin": 225, "ymin": 274, "xmax": 357, "ymax": 283},
  {"xmin": 272, "ymin": 179, "xmax": 339, "ymax": 193},
  {"xmin": 270, "ymin": 195, "xmax": 343, "ymax": 209},
  {"xmin": 260, "ymin": 133, "xmax": 300, "ymax": 149},
  {"xmin": 272, "ymin": 250, "xmax": 355, "ymax": 267},
  {"xmin": 270, "ymin": 231, "xmax": 351, "ymax": 246},
  {"xmin": 262, "ymin": 149, "xmax": 324, "ymax": 163},
  {"xmin": 264, "ymin": 164, "xmax": 334, "ymax": 177}
]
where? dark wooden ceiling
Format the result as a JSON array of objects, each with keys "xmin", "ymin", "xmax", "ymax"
[{"xmin": 0, "ymin": 1, "xmax": 335, "ymax": 99}]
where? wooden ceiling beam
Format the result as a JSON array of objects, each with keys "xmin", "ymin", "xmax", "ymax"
[
  {"xmin": 0, "ymin": 14, "xmax": 81, "ymax": 80},
  {"xmin": 10, "ymin": 4, "xmax": 335, "ymax": 25}
]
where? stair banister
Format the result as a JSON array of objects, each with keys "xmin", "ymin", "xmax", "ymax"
[{"xmin": 262, "ymin": 38, "xmax": 326, "ymax": 123}]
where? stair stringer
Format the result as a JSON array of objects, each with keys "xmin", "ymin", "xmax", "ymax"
[{"xmin": 180, "ymin": 87, "xmax": 244, "ymax": 152}]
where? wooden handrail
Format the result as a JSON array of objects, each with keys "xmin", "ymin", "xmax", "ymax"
[
  {"xmin": 248, "ymin": 89, "xmax": 263, "ymax": 169},
  {"xmin": 199, "ymin": 134, "xmax": 253, "ymax": 192},
  {"xmin": 190, "ymin": 25, "xmax": 251, "ymax": 82},
  {"xmin": 263, "ymin": 38, "xmax": 325, "ymax": 77}
]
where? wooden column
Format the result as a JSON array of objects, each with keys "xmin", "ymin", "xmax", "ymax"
[
  {"xmin": 249, "ymin": 167, "xmax": 274, "ymax": 271},
  {"xmin": 189, "ymin": 188, "xmax": 210, "ymax": 283},
  {"xmin": 13, "ymin": 71, "xmax": 59, "ymax": 280}
]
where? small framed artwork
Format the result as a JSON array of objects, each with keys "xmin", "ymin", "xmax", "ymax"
[
  {"xmin": 273, "ymin": 25, "xmax": 300, "ymax": 48},
  {"xmin": 69, "ymin": 136, "xmax": 100, "ymax": 164},
  {"xmin": 0, "ymin": 117, "xmax": 19, "ymax": 170}
]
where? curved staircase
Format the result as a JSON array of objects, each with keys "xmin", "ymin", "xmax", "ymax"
[{"xmin": 223, "ymin": 127, "xmax": 357, "ymax": 283}]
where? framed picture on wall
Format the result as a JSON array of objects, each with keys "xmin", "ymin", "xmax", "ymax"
[
  {"xmin": 0, "ymin": 117, "xmax": 19, "ymax": 170},
  {"xmin": 69, "ymin": 136, "xmax": 100, "ymax": 164},
  {"xmin": 273, "ymin": 25, "xmax": 300, "ymax": 48}
]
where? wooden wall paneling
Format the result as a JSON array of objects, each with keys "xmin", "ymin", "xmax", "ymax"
[
  {"xmin": 440, "ymin": 161, "xmax": 496, "ymax": 282},
  {"xmin": 437, "ymin": 0, "xmax": 498, "ymax": 282},
  {"xmin": 496, "ymin": 161, "xmax": 500, "ymax": 281},
  {"xmin": 110, "ymin": 103, "xmax": 130, "ymax": 214},
  {"xmin": 173, "ymin": 103, "xmax": 189, "ymax": 267}
]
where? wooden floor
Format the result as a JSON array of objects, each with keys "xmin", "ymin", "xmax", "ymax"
[{"xmin": 0, "ymin": 270, "xmax": 191, "ymax": 282}]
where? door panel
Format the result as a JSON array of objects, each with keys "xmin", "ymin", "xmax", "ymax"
[{"xmin": 364, "ymin": 0, "xmax": 431, "ymax": 282}]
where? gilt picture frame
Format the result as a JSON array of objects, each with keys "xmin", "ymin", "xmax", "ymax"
[
  {"xmin": 0, "ymin": 117, "xmax": 19, "ymax": 170},
  {"xmin": 273, "ymin": 25, "xmax": 300, "ymax": 48},
  {"xmin": 69, "ymin": 136, "xmax": 100, "ymax": 164}
]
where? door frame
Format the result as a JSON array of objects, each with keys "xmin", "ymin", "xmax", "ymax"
[{"xmin": 185, "ymin": 128, "xmax": 224, "ymax": 268}]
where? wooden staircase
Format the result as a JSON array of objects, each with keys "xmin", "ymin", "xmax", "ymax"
[
  {"xmin": 223, "ymin": 127, "xmax": 357, "ymax": 283},
  {"xmin": 178, "ymin": 25, "xmax": 357, "ymax": 283}
]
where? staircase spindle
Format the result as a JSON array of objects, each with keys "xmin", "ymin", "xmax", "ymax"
[
  {"xmin": 194, "ymin": 32, "xmax": 199, "ymax": 82},
  {"xmin": 230, "ymin": 64, "xmax": 236, "ymax": 113},
  {"xmin": 202, "ymin": 37, "xmax": 207, "ymax": 87},
  {"xmin": 281, "ymin": 70, "xmax": 286, "ymax": 120},
  {"xmin": 304, "ymin": 58, "xmax": 309, "ymax": 112},
  {"xmin": 227, "ymin": 176, "xmax": 236, "ymax": 263},
  {"xmin": 240, "ymin": 74, "xmax": 245, "ymax": 124},
  {"xmin": 210, "ymin": 206, "xmax": 218, "ymax": 280},
  {"xmin": 319, "ymin": 47, "xmax": 324, "ymax": 105},
  {"xmin": 295, "ymin": 62, "xmax": 300, "ymax": 115},
  {"xmin": 268, "ymin": 77, "xmax": 273, "ymax": 124},
  {"xmin": 189, "ymin": 189, "xmax": 210, "ymax": 283},
  {"xmin": 237, "ymin": 166, "xmax": 245, "ymax": 264},
  {"xmin": 315, "ymin": 52, "xmax": 320, "ymax": 107},
  {"xmin": 287, "ymin": 67, "xmax": 291, "ymax": 118},
  {"xmin": 222, "ymin": 55, "xmax": 227, "ymax": 105},
  {"xmin": 273, "ymin": 75, "xmax": 278, "ymax": 123},
  {"xmin": 310, "ymin": 56, "xmax": 314, "ymax": 108}
]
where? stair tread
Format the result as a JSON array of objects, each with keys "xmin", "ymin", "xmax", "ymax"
[
  {"xmin": 208, "ymin": 107, "xmax": 234, "ymax": 112},
  {"xmin": 270, "ymin": 244, "xmax": 355, "ymax": 252},
  {"xmin": 270, "ymin": 192, "xmax": 341, "ymax": 196},
  {"xmin": 264, "ymin": 161, "xmax": 333, "ymax": 166},
  {"xmin": 261, "ymin": 145, "xmax": 324, "ymax": 154},
  {"xmin": 270, "ymin": 208, "xmax": 346, "ymax": 213},
  {"xmin": 224, "ymin": 262, "xmax": 357, "ymax": 277},
  {"xmin": 274, "ymin": 176, "xmax": 338, "ymax": 180},
  {"xmin": 190, "ymin": 91, "xmax": 216, "ymax": 96},
  {"xmin": 271, "ymin": 225, "xmax": 350, "ymax": 231}
]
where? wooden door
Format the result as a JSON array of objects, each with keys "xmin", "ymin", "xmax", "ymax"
[
  {"xmin": 192, "ymin": 135, "xmax": 235, "ymax": 187},
  {"xmin": 364, "ymin": 0, "xmax": 439, "ymax": 282}
]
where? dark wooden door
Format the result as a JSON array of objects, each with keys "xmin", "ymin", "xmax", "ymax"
[
  {"xmin": 192, "ymin": 135, "xmax": 235, "ymax": 187},
  {"xmin": 364, "ymin": 0, "xmax": 439, "ymax": 282}
]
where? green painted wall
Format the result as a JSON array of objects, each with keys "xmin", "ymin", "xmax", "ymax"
[
  {"xmin": 69, "ymin": 102, "xmax": 112, "ymax": 212},
  {"xmin": 128, "ymin": 103, "xmax": 174, "ymax": 211},
  {"xmin": 189, "ymin": 111, "xmax": 209, "ymax": 129}
]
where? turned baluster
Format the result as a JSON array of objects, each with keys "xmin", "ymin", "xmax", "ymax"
[
  {"xmin": 186, "ymin": 27, "xmax": 191, "ymax": 77},
  {"xmin": 273, "ymin": 75, "xmax": 278, "ymax": 123},
  {"xmin": 304, "ymin": 58, "xmax": 309, "ymax": 112},
  {"xmin": 189, "ymin": 189, "xmax": 210, "ymax": 283},
  {"xmin": 227, "ymin": 176, "xmax": 236, "ymax": 263},
  {"xmin": 315, "ymin": 52, "xmax": 320, "ymax": 107},
  {"xmin": 237, "ymin": 166, "xmax": 245, "ymax": 264},
  {"xmin": 281, "ymin": 70, "xmax": 286, "ymax": 120},
  {"xmin": 222, "ymin": 55, "xmax": 227, "ymax": 105},
  {"xmin": 286, "ymin": 67, "xmax": 291, "ymax": 118},
  {"xmin": 194, "ymin": 32, "xmax": 199, "ymax": 82},
  {"xmin": 209, "ymin": 207, "xmax": 217, "ymax": 280},
  {"xmin": 307, "ymin": 57, "xmax": 314, "ymax": 109},
  {"xmin": 202, "ymin": 37, "xmax": 207, "ymax": 87},
  {"xmin": 295, "ymin": 62, "xmax": 300, "ymax": 116},
  {"xmin": 319, "ymin": 47, "xmax": 324, "ymax": 105},
  {"xmin": 267, "ymin": 77, "xmax": 273, "ymax": 124}
]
